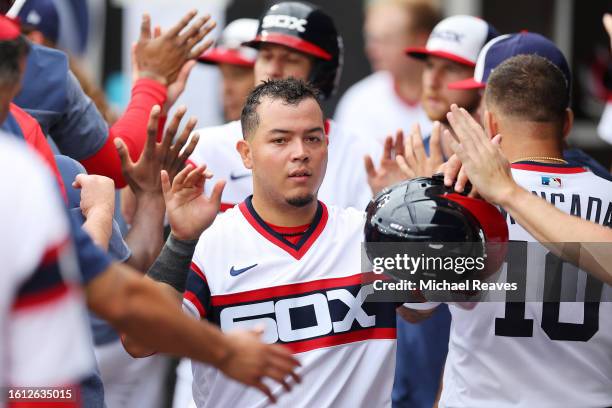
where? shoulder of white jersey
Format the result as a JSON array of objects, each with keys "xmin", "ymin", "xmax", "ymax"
[
  {"xmin": 337, "ymin": 71, "xmax": 389, "ymax": 105},
  {"xmin": 510, "ymin": 164, "xmax": 612, "ymax": 190},
  {"xmin": 327, "ymin": 119, "xmax": 377, "ymax": 151},
  {"xmin": 188, "ymin": 120, "xmax": 242, "ymax": 164},
  {"xmin": 195, "ymin": 204, "xmax": 243, "ymax": 248},
  {"xmin": 324, "ymin": 203, "xmax": 367, "ymax": 231}
]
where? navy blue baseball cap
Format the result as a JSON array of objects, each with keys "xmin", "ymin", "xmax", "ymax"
[
  {"xmin": 448, "ymin": 32, "xmax": 572, "ymax": 97},
  {"xmin": 16, "ymin": 0, "xmax": 58, "ymax": 43}
]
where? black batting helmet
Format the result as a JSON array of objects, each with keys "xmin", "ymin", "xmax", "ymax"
[
  {"xmin": 365, "ymin": 175, "xmax": 508, "ymax": 284},
  {"xmin": 243, "ymin": 1, "xmax": 343, "ymax": 99}
]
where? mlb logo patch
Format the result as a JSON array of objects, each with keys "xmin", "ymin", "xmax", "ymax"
[{"xmin": 541, "ymin": 176, "xmax": 562, "ymax": 187}]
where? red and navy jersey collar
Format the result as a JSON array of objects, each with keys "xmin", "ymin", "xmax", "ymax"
[
  {"xmin": 511, "ymin": 161, "xmax": 588, "ymax": 174},
  {"xmin": 239, "ymin": 196, "xmax": 328, "ymax": 260}
]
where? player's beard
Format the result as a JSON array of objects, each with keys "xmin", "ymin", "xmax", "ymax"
[
  {"xmin": 424, "ymin": 92, "xmax": 482, "ymax": 125},
  {"xmin": 286, "ymin": 194, "xmax": 315, "ymax": 207}
]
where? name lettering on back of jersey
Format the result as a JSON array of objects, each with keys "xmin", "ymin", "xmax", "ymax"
[
  {"xmin": 229, "ymin": 264, "xmax": 258, "ymax": 277},
  {"xmin": 262, "ymin": 15, "xmax": 307, "ymax": 33},
  {"xmin": 541, "ymin": 176, "xmax": 562, "ymax": 187}
]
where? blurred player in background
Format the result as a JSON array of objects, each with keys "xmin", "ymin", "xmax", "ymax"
[
  {"xmin": 16, "ymin": 0, "xmax": 117, "ymax": 123},
  {"xmin": 334, "ymin": 0, "xmax": 439, "ymax": 159},
  {"xmin": 198, "ymin": 18, "xmax": 258, "ymax": 122}
]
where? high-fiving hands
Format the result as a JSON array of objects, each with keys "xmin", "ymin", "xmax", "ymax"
[
  {"xmin": 161, "ymin": 163, "xmax": 225, "ymax": 241},
  {"xmin": 365, "ymin": 122, "xmax": 446, "ymax": 195},
  {"xmin": 396, "ymin": 121, "xmax": 444, "ymax": 179},
  {"xmin": 134, "ymin": 11, "xmax": 216, "ymax": 86},
  {"xmin": 115, "ymin": 104, "xmax": 199, "ymax": 201},
  {"xmin": 442, "ymin": 104, "xmax": 516, "ymax": 205}
]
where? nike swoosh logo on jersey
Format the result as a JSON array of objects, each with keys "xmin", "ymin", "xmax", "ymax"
[
  {"xmin": 230, "ymin": 172, "xmax": 252, "ymax": 181},
  {"xmin": 230, "ymin": 264, "xmax": 258, "ymax": 276}
]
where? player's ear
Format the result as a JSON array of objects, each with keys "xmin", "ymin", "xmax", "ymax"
[
  {"xmin": 483, "ymin": 109, "xmax": 498, "ymax": 139},
  {"xmin": 562, "ymin": 108, "xmax": 574, "ymax": 141},
  {"xmin": 236, "ymin": 139, "xmax": 253, "ymax": 169}
]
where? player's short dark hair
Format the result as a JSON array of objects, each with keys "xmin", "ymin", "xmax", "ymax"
[
  {"xmin": 0, "ymin": 36, "xmax": 30, "ymax": 87},
  {"xmin": 484, "ymin": 54, "xmax": 569, "ymax": 123},
  {"xmin": 241, "ymin": 78, "xmax": 323, "ymax": 139}
]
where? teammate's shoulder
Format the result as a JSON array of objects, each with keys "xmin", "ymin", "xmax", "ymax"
[
  {"xmin": 198, "ymin": 205, "xmax": 244, "ymax": 239},
  {"xmin": 341, "ymin": 71, "xmax": 389, "ymax": 99},
  {"xmin": 0, "ymin": 134, "xmax": 47, "ymax": 177},
  {"xmin": 28, "ymin": 43, "xmax": 69, "ymax": 66},
  {"xmin": 193, "ymin": 120, "xmax": 242, "ymax": 143},
  {"xmin": 324, "ymin": 203, "xmax": 366, "ymax": 223},
  {"xmin": 327, "ymin": 119, "xmax": 378, "ymax": 151}
]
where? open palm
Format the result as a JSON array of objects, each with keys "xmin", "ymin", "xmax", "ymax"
[{"xmin": 161, "ymin": 165, "xmax": 225, "ymax": 241}]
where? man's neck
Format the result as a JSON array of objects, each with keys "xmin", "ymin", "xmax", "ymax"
[
  {"xmin": 498, "ymin": 124, "xmax": 565, "ymax": 164},
  {"xmin": 251, "ymin": 193, "xmax": 318, "ymax": 227}
]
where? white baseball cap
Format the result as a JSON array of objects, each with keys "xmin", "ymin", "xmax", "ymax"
[
  {"xmin": 198, "ymin": 18, "xmax": 259, "ymax": 67},
  {"xmin": 405, "ymin": 15, "xmax": 499, "ymax": 67}
]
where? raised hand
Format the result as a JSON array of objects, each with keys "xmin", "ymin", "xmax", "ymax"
[
  {"xmin": 72, "ymin": 174, "xmax": 116, "ymax": 249},
  {"xmin": 73, "ymin": 174, "xmax": 115, "ymax": 219},
  {"xmin": 365, "ymin": 130, "xmax": 406, "ymax": 195},
  {"xmin": 445, "ymin": 104, "xmax": 514, "ymax": 203},
  {"xmin": 396, "ymin": 121, "xmax": 444, "ymax": 178},
  {"xmin": 161, "ymin": 164, "xmax": 225, "ymax": 241},
  {"xmin": 219, "ymin": 329, "xmax": 302, "ymax": 403},
  {"xmin": 115, "ymin": 104, "xmax": 200, "ymax": 200},
  {"xmin": 134, "ymin": 11, "xmax": 216, "ymax": 85}
]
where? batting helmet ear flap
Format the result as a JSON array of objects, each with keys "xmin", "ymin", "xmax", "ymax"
[{"xmin": 243, "ymin": 1, "xmax": 342, "ymax": 99}]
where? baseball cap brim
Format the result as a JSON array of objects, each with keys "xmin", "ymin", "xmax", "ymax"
[
  {"xmin": 405, "ymin": 46, "xmax": 476, "ymax": 67},
  {"xmin": 447, "ymin": 77, "xmax": 485, "ymax": 90},
  {"xmin": 244, "ymin": 33, "xmax": 332, "ymax": 61},
  {"xmin": 198, "ymin": 48, "xmax": 255, "ymax": 68}
]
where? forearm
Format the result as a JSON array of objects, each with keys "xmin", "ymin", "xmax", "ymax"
[
  {"xmin": 80, "ymin": 79, "xmax": 167, "ymax": 188},
  {"xmin": 501, "ymin": 186, "xmax": 612, "ymax": 284},
  {"xmin": 87, "ymin": 263, "xmax": 232, "ymax": 365},
  {"xmin": 146, "ymin": 234, "xmax": 198, "ymax": 293},
  {"xmin": 81, "ymin": 208, "xmax": 113, "ymax": 250},
  {"xmin": 125, "ymin": 195, "xmax": 166, "ymax": 271}
]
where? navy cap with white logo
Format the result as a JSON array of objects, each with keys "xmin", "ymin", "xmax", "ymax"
[
  {"xmin": 448, "ymin": 32, "xmax": 572, "ymax": 96},
  {"xmin": 406, "ymin": 15, "xmax": 499, "ymax": 67}
]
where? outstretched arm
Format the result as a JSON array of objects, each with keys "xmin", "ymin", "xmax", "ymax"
[
  {"xmin": 78, "ymin": 12, "xmax": 215, "ymax": 187},
  {"xmin": 444, "ymin": 104, "xmax": 612, "ymax": 284}
]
